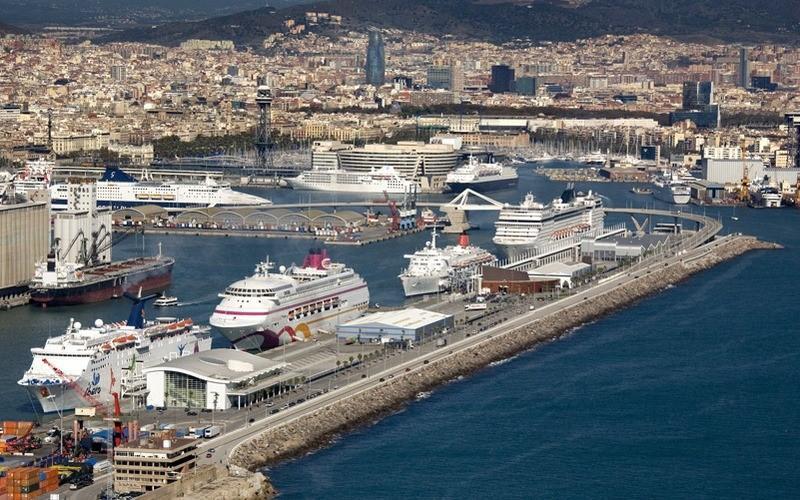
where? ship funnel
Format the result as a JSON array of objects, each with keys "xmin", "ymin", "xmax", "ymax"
[
  {"xmin": 123, "ymin": 292, "xmax": 159, "ymax": 328},
  {"xmin": 458, "ymin": 231, "xmax": 470, "ymax": 248}
]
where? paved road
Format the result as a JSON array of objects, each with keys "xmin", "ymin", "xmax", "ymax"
[{"xmin": 199, "ymin": 234, "xmax": 740, "ymax": 468}]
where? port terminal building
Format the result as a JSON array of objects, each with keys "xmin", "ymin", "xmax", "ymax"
[
  {"xmin": 336, "ymin": 308, "xmax": 454, "ymax": 343},
  {"xmin": 144, "ymin": 349, "xmax": 299, "ymax": 411}
]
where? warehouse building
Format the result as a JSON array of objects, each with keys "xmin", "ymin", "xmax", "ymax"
[
  {"xmin": 0, "ymin": 201, "xmax": 49, "ymax": 300},
  {"xmin": 144, "ymin": 349, "xmax": 296, "ymax": 411},
  {"xmin": 701, "ymin": 158, "xmax": 765, "ymax": 185},
  {"xmin": 528, "ymin": 262, "xmax": 591, "ymax": 289},
  {"xmin": 336, "ymin": 308, "xmax": 454, "ymax": 343}
]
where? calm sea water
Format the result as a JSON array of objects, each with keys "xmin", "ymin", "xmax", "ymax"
[{"xmin": 2, "ymin": 166, "xmax": 798, "ymax": 496}]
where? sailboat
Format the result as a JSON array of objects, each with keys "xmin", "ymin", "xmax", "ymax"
[{"xmin": 731, "ymin": 205, "xmax": 739, "ymax": 221}]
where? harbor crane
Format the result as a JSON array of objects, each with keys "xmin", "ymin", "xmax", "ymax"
[{"xmin": 737, "ymin": 139, "xmax": 751, "ymax": 203}]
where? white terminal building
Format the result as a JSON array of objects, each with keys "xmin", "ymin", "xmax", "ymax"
[
  {"xmin": 336, "ymin": 308, "xmax": 454, "ymax": 344},
  {"xmin": 144, "ymin": 349, "xmax": 298, "ymax": 411}
]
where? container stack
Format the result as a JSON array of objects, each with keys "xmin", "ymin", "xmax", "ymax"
[
  {"xmin": 6, "ymin": 467, "xmax": 40, "ymax": 499},
  {"xmin": 38, "ymin": 468, "xmax": 60, "ymax": 495}
]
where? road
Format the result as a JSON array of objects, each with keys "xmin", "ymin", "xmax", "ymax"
[{"xmin": 197, "ymin": 233, "xmax": 739, "ymax": 468}]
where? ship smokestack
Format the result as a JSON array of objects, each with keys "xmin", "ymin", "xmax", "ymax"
[{"xmin": 458, "ymin": 232, "xmax": 470, "ymax": 248}]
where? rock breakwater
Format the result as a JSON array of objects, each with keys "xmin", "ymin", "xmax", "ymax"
[{"xmin": 232, "ymin": 236, "xmax": 777, "ymax": 474}]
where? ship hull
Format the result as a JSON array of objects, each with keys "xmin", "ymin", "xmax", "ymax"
[
  {"xmin": 30, "ymin": 259, "xmax": 173, "ymax": 307},
  {"xmin": 446, "ymin": 176, "xmax": 518, "ymax": 194},
  {"xmin": 286, "ymin": 178, "xmax": 409, "ymax": 194},
  {"xmin": 653, "ymin": 185, "xmax": 690, "ymax": 205},
  {"xmin": 400, "ymin": 275, "xmax": 444, "ymax": 297}
]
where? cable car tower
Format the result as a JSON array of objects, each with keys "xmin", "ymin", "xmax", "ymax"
[{"xmin": 255, "ymin": 83, "xmax": 274, "ymax": 174}]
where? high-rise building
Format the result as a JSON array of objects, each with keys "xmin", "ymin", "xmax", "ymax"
[
  {"xmin": 682, "ymin": 81, "xmax": 714, "ymax": 109},
  {"xmin": 427, "ymin": 66, "xmax": 451, "ymax": 90},
  {"xmin": 365, "ymin": 30, "xmax": 385, "ymax": 86},
  {"xmin": 450, "ymin": 60, "xmax": 464, "ymax": 93},
  {"xmin": 738, "ymin": 47, "xmax": 751, "ymax": 88},
  {"xmin": 110, "ymin": 65, "xmax": 126, "ymax": 82},
  {"xmin": 489, "ymin": 65, "xmax": 514, "ymax": 93},
  {"xmin": 514, "ymin": 76, "xmax": 536, "ymax": 96}
]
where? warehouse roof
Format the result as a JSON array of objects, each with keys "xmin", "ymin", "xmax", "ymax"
[
  {"xmin": 339, "ymin": 308, "xmax": 451, "ymax": 330},
  {"xmin": 143, "ymin": 349, "xmax": 288, "ymax": 384}
]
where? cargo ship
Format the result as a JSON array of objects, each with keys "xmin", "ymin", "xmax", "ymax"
[{"xmin": 29, "ymin": 251, "xmax": 174, "ymax": 306}]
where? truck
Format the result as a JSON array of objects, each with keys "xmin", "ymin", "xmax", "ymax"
[
  {"xmin": 435, "ymin": 338, "xmax": 447, "ymax": 348},
  {"xmin": 190, "ymin": 426, "xmax": 208, "ymax": 438},
  {"xmin": 203, "ymin": 426, "xmax": 221, "ymax": 439}
]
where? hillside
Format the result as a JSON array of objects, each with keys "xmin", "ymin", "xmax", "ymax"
[
  {"xmin": 99, "ymin": 0, "xmax": 800, "ymax": 47},
  {"xmin": 0, "ymin": 20, "xmax": 25, "ymax": 35}
]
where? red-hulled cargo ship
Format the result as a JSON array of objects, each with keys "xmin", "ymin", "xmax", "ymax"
[{"xmin": 29, "ymin": 254, "xmax": 174, "ymax": 306}]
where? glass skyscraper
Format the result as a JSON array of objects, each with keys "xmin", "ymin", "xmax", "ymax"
[{"xmin": 365, "ymin": 30, "xmax": 385, "ymax": 86}]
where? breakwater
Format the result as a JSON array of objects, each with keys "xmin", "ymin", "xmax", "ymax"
[{"xmin": 230, "ymin": 236, "xmax": 777, "ymax": 478}]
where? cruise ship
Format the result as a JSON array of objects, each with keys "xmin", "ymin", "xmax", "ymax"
[
  {"xmin": 13, "ymin": 158, "xmax": 54, "ymax": 196},
  {"xmin": 18, "ymin": 294, "xmax": 212, "ymax": 413},
  {"xmin": 752, "ymin": 185, "xmax": 782, "ymax": 208},
  {"xmin": 400, "ymin": 230, "xmax": 495, "ymax": 297},
  {"xmin": 653, "ymin": 174, "xmax": 691, "ymax": 205},
  {"xmin": 210, "ymin": 249, "xmax": 369, "ymax": 351},
  {"xmin": 50, "ymin": 166, "xmax": 270, "ymax": 210},
  {"xmin": 445, "ymin": 156, "xmax": 518, "ymax": 193},
  {"xmin": 493, "ymin": 187, "xmax": 604, "ymax": 260},
  {"xmin": 287, "ymin": 165, "xmax": 415, "ymax": 194}
]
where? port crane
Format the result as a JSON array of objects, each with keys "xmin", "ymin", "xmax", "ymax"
[{"xmin": 737, "ymin": 139, "xmax": 751, "ymax": 203}]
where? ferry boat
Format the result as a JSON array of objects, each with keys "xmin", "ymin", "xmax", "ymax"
[
  {"xmin": 287, "ymin": 165, "xmax": 415, "ymax": 194},
  {"xmin": 631, "ymin": 186, "xmax": 653, "ymax": 195},
  {"xmin": 653, "ymin": 174, "xmax": 691, "ymax": 205},
  {"xmin": 13, "ymin": 158, "xmax": 53, "ymax": 196},
  {"xmin": 49, "ymin": 166, "xmax": 270, "ymax": 210},
  {"xmin": 445, "ymin": 156, "xmax": 518, "ymax": 193},
  {"xmin": 493, "ymin": 186, "xmax": 604, "ymax": 260},
  {"xmin": 751, "ymin": 185, "xmax": 782, "ymax": 208},
  {"xmin": 18, "ymin": 293, "xmax": 212, "ymax": 413},
  {"xmin": 400, "ymin": 230, "xmax": 496, "ymax": 297},
  {"xmin": 210, "ymin": 249, "xmax": 369, "ymax": 351},
  {"xmin": 154, "ymin": 295, "xmax": 179, "ymax": 307}
]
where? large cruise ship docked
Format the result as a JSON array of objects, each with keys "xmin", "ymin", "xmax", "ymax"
[
  {"xmin": 445, "ymin": 156, "xmax": 518, "ymax": 193},
  {"xmin": 210, "ymin": 249, "xmax": 369, "ymax": 351},
  {"xmin": 400, "ymin": 230, "xmax": 496, "ymax": 297},
  {"xmin": 18, "ymin": 294, "xmax": 212, "ymax": 413},
  {"xmin": 493, "ymin": 187, "xmax": 604, "ymax": 260},
  {"xmin": 653, "ymin": 173, "xmax": 691, "ymax": 205},
  {"xmin": 50, "ymin": 166, "xmax": 270, "ymax": 210},
  {"xmin": 287, "ymin": 165, "xmax": 415, "ymax": 194}
]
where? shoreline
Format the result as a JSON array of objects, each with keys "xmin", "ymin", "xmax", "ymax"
[{"xmin": 218, "ymin": 235, "xmax": 776, "ymax": 496}]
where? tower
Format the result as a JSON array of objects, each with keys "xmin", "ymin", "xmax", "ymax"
[
  {"xmin": 255, "ymin": 84, "xmax": 273, "ymax": 172},
  {"xmin": 738, "ymin": 47, "xmax": 751, "ymax": 88},
  {"xmin": 786, "ymin": 113, "xmax": 800, "ymax": 169},
  {"xmin": 365, "ymin": 29, "xmax": 385, "ymax": 86}
]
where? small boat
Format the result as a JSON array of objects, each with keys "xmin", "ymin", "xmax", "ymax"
[
  {"xmin": 154, "ymin": 295, "xmax": 179, "ymax": 307},
  {"xmin": 631, "ymin": 187, "xmax": 653, "ymax": 195}
]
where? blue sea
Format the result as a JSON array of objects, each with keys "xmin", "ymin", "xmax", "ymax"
[{"xmin": 1, "ymin": 165, "xmax": 798, "ymax": 497}]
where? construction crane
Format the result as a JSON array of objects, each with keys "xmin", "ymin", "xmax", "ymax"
[
  {"xmin": 738, "ymin": 139, "xmax": 751, "ymax": 203},
  {"xmin": 40, "ymin": 357, "xmax": 109, "ymax": 417},
  {"xmin": 381, "ymin": 191, "xmax": 401, "ymax": 232}
]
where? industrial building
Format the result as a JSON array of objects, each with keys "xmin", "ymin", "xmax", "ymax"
[
  {"xmin": 336, "ymin": 308, "xmax": 454, "ymax": 343},
  {"xmin": 0, "ymin": 201, "xmax": 49, "ymax": 299},
  {"xmin": 701, "ymin": 158, "xmax": 765, "ymax": 185},
  {"xmin": 113, "ymin": 431, "xmax": 198, "ymax": 494},
  {"xmin": 144, "ymin": 349, "xmax": 295, "ymax": 411},
  {"xmin": 580, "ymin": 235, "xmax": 671, "ymax": 265},
  {"xmin": 528, "ymin": 262, "xmax": 591, "ymax": 289},
  {"xmin": 480, "ymin": 266, "xmax": 558, "ymax": 295}
]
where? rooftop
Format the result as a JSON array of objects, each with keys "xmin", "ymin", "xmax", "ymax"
[
  {"xmin": 339, "ymin": 308, "xmax": 451, "ymax": 330},
  {"xmin": 143, "ymin": 349, "xmax": 288, "ymax": 384}
]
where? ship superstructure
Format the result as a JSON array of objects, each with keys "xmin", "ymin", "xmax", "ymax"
[
  {"xmin": 287, "ymin": 165, "xmax": 415, "ymax": 193},
  {"xmin": 493, "ymin": 187, "xmax": 604, "ymax": 260},
  {"xmin": 445, "ymin": 156, "xmax": 518, "ymax": 193},
  {"xmin": 18, "ymin": 294, "xmax": 212, "ymax": 413},
  {"xmin": 400, "ymin": 230, "xmax": 496, "ymax": 297},
  {"xmin": 13, "ymin": 158, "xmax": 54, "ymax": 196},
  {"xmin": 50, "ymin": 166, "xmax": 270, "ymax": 210},
  {"xmin": 210, "ymin": 249, "xmax": 369, "ymax": 351},
  {"xmin": 653, "ymin": 171, "xmax": 691, "ymax": 205}
]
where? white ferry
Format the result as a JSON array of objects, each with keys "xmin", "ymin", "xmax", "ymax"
[
  {"xmin": 287, "ymin": 165, "xmax": 415, "ymax": 194},
  {"xmin": 493, "ymin": 186, "xmax": 604, "ymax": 260},
  {"xmin": 49, "ymin": 166, "xmax": 270, "ymax": 210},
  {"xmin": 18, "ymin": 294, "xmax": 212, "ymax": 413},
  {"xmin": 13, "ymin": 158, "xmax": 54, "ymax": 196},
  {"xmin": 653, "ymin": 172, "xmax": 691, "ymax": 205},
  {"xmin": 210, "ymin": 249, "xmax": 369, "ymax": 351},
  {"xmin": 400, "ymin": 230, "xmax": 496, "ymax": 297},
  {"xmin": 445, "ymin": 156, "xmax": 518, "ymax": 193}
]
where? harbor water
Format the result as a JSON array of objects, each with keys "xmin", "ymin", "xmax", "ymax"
[{"xmin": 1, "ymin": 164, "xmax": 798, "ymax": 496}]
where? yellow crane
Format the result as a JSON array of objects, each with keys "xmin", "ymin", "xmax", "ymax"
[{"xmin": 738, "ymin": 139, "xmax": 750, "ymax": 203}]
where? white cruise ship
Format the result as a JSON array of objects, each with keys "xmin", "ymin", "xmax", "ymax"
[
  {"xmin": 653, "ymin": 172, "xmax": 691, "ymax": 205},
  {"xmin": 13, "ymin": 158, "xmax": 54, "ymax": 196},
  {"xmin": 287, "ymin": 165, "xmax": 415, "ymax": 194},
  {"xmin": 18, "ymin": 294, "xmax": 212, "ymax": 413},
  {"xmin": 210, "ymin": 249, "xmax": 369, "ymax": 351},
  {"xmin": 493, "ymin": 187, "xmax": 604, "ymax": 260},
  {"xmin": 50, "ymin": 166, "xmax": 270, "ymax": 210},
  {"xmin": 400, "ymin": 230, "xmax": 495, "ymax": 297},
  {"xmin": 445, "ymin": 156, "xmax": 518, "ymax": 193}
]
